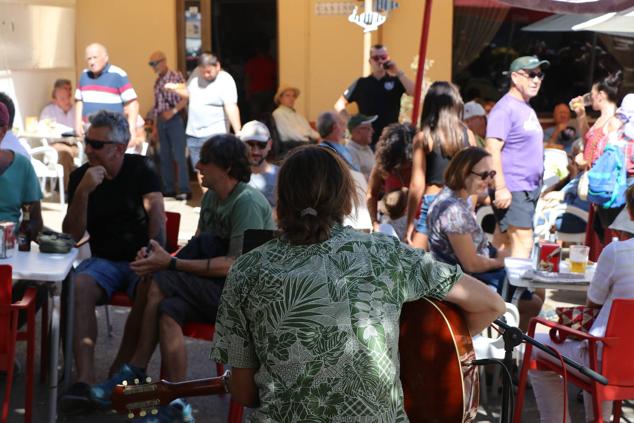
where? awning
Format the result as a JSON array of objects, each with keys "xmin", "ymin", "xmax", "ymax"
[
  {"xmin": 521, "ymin": 7, "xmax": 634, "ymax": 35},
  {"xmin": 522, "ymin": 13, "xmax": 596, "ymax": 31},
  {"xmin": 498, "ymin": 0, "xmax": 634, "ymax": 14}
]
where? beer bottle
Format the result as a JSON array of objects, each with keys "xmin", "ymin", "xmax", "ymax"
[{"xmin": 17, "ymin": 205, "xmax": 31, "ymax": 252}]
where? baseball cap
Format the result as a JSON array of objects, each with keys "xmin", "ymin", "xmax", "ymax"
[
  {"xmin": 0, "ymin": 102, "xmax": 9, "ymax": 127},
  {"xmin": 505, "ymin": 56, "xmax": 550, "ymax": 75},
  {"xmin": 463, "ymin": 101, "xmax": 486, "ymax": 120},
  {"xmin": 239, "ymin": 120, "xmax": 270, "ymax": 143},
  {"xmin": 348, "ymin": 114, "xmax": 377, "ymax": 132}
]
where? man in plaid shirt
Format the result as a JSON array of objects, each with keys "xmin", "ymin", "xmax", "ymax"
[{"xmin": 149, "ymin": 51, "xmax": 191, "ymax": 200}]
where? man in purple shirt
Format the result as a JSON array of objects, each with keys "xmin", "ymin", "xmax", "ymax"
[{"xmin": 486, "ymin": 56, "xmax": 548, "ymax": 259}]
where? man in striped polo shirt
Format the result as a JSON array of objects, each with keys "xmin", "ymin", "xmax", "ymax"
[{"xmin": 75, "ymin": 43, "xmax": 140, "ymax": 147}]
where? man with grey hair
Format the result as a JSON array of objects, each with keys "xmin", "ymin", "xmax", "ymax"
[
  {"xmin": 166, "ymin": 52, "xmax": 241, "ymax": 170},
  {"xmin": 60, "ymin": 110, "xmax": 164, "ymax": 414},
  {"xmin": 75, "ymin": 43, "xmax": 140, "ymax": 148},
  {"xmin": 317, "ymin": 111, "xmax": 358, "ymax": 171}
]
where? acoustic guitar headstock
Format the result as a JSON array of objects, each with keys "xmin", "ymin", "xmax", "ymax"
[{"xmin": 111, "ymin": 377, "xmax": 170, "ymax": 419}]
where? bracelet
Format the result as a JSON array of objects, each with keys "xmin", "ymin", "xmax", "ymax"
[{"xmin": 168, "ymin": 257, "xmax": 177, "ymax": 271}]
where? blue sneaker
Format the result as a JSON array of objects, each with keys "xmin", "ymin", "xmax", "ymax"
[
  {"xmin": 131, "ymin": 398, "xmax": 195, "ymax": 423},
  {"xmin": 90, "ymin": 363, "xmax": 146, "ymax": 407}
]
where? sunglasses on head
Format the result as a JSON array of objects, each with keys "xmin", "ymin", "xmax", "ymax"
[
  {"xmin": 148, "ymin": 58, "xmax": 165, "ymax": 67},
  {"xmin": 470, "ymin": 170, "xmax": 496, "ymax": 180},
  {"xmin": 371, "ymin": 55, "xmax": 388, "ymax": 61},
  {"xmin": 517, "ymin": 70, "xmax": 545, "ymax": 81},
  {"xmin": 84, "ymin": 137, "xmax": 118, "ymax": 150}
]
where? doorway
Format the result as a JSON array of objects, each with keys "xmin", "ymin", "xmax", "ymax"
[{"xmin": 211, "ymin": 0, "xmax": 278, "ymax": 123}]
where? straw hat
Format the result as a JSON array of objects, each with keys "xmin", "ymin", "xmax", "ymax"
[{"xmin": 274, "ymin": 86, "xmax": 300, "ymax": 105}]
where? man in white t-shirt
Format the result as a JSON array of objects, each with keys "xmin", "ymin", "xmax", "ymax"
[
  {"xmin": 166, "ymin": 53, "xmax": 241, "ymax": 169},
  {"xmin": 346, "ymin": 113, "xmax": 376, "ymax": 180}
]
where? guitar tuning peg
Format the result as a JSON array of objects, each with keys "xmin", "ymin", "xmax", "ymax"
[
  {"xmin": 146, "ymin": 376, "xmax": 152, "ymax": 383},
  {"xmin": 151, "ymin": 409, "xmax": 159, "ymax": 415},
  {"xmin": 139, "ymin": 410, "xmax": 147, "ymax": 417},
  {"xmin": 127, "ymin": 413, "xmax": 135, "ymax": 419},
  {"xmin": 134, "ymin": 378, "xmax": 140, "ymax": 385},
  {"xmin": 122, "ymin": 380, "xmax": 128, "ymax": 386}
]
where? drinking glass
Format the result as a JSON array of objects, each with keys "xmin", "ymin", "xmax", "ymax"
[{"xmin": 569, "ymin": 245, "xmax": 590, "ymax": 273}]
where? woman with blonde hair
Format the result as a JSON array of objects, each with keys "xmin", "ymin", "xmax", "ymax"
[{"xmin": 406, "ymin": 81, "xmax": 476, "ymax": 249}]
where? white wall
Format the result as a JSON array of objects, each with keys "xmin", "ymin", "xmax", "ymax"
[{"xmin": 0, "ymin": 0, "xmax": 76, "ymax": 129}]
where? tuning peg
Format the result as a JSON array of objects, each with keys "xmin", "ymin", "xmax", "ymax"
[
  {"xmin": 151, "ymin": 409, "xmax": 159, "ymax": 415},
  {"xmin": 134, "ymin": 378, "xmax": 140, "ymax": 385},
  {"xmin": 146, "ymin": 376, "xmax": 152, "ymax": 383},
  {"xmin": 127, "ymin": 413, "xmax": 135, "ymax": 419},
  {"xmin": 140, "ymin": 410, "xmax": 147, "ymax": 417},
  {"xmin": 122, "ymin": 380, "xmax": 128, "ymax": 386}
]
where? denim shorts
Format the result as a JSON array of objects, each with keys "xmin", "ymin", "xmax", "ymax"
[
  {"xmin": 75, "ymin": 257, "xmax": 140, "ymax": 303},
  {"xmin": 186, "ymin": 136, "xmax": 209, "ymax": 168},
  {"xmin": 414, "ymin": 194, "xmax": 437, "ymax": 235}
]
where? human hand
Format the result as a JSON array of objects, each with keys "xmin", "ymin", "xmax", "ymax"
[
  {"xmin": 78, "ymin": 165, "xmax": 107, "ymax": 194},
  {"xmin": 569, "ymin": 96, "xmax": 586, "ymax": 117},
  {"xmin": 160, "ymin": 110, "xmax": 175, "ymax": 121},
  {"xmin": 405, "ymin": 223, "xmax": 416, "ymax": 245},
  {"xmin": 372, "ymin": 221, "xmax": 382, "ymax": 233},
  {"xmin": 130, "ymin": 240, "xmax": 171, "ymax": 276},
  {"xmin": 164, "ymin": 82, "xmax": 185, "ymax": 93},
  {"xmin": 493, "ymin": 187, "xmax": 512, "ymax": 209},
  {"xmin": 75, "ymin": 122, "xmax": 85, "ymax": 138},
  {"xmin": 574, "ymin": 152, "xmax": 588, "ymax": 169}
]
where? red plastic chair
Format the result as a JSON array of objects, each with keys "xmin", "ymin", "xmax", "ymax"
[
  {"xmin": 0, "ymin": 265, "xmax": 38, "ymax": 423},
  {"xmin": 514, "ymin": 299, "xmax": 634, "ymax": 423}
]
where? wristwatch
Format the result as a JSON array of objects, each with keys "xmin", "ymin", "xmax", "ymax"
[{"xmin": 168, "ymin": 257, "xmax": 177, "ymax": 271}]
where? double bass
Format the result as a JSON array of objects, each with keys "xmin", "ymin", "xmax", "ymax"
[{"xmin": 112, "ymin": 297, "xmax": 479, "ymax": 422}]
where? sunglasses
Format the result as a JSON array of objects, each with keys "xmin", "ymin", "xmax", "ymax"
[
  {"xmin": 371, "ymin": 55, "xmax": 388, "ymax": 61},
  {"xmin": 148, "ymin": 58, "xmax": 165, "ymax": 67},
  {"xmin": 85, "ymin": 137, "xmax": 118, "ymax": 150},
  {"xmin": 470, "ymin": 170, "xmax": 497, "ymax": 180},
  {"xmin": 517, "ymin": 70, "xmax": 545, "ymax": 81}
]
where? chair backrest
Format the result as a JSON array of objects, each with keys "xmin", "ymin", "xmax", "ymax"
[
  {"xmin": 242, "ymin": 229, "xmax": 278, "ymax": 254},
  {"xmin": 601, "ymin": 298, "xmax": 634, "ymax": 386},
  {"xmin": 0, "ymin": 265, "xmax": 12, "ymax": 356},
  {"xmin": 165, "ymin": 211, "xmax": 181, "ymax": 254}
]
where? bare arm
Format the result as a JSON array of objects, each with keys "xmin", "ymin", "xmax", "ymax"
[
  {"xmin": 229, "ymin": 367, "xmax": 259, "ymax": 407},
  {"xmin": 447, "ymin": 233, "xmax": 504, "ymax": 273},
  {"xmin": 334, "ymin": 95, "xmax": 349, "ymax": 114},
  {"xmin": 124, "ymin": 99, "xmax": 140, "ymax": 141},
  {"xmin": 75, "ymin": 100, "xmax": 84, "ymax": 136},
  {"xmin": 62, "ymin": 166, "xmax": 108, "ymax": 241},
  {"xmin": 27, "ymin": 201, "xmax": 43, "ymax": 239},
  {"xmin": 397, "ymin": 71, "xmax": 415, "ymax": 96},
  {"xmin": 143, "ymin": 192, "xmax": 166, "ymax": 247},
  {"xmin": 406, "ymin": 134, "xmax": 427, "ymax": 242},
  {"xmin": 129, "ymin": 240, "xmax": 235, "ymax": 278},
  {"xmin": 444, "ymin": 273, "xmax": 506, "ymax": 335},
  {"xmin": 485, "ymin": 137, "xmax": 511, "ymax": 209},
  {"xmin": 366, "ymin": 167, "xmax": 384, "ymax": 231},
  {"xmin": 224, "ymin": 103, "xmax": 242, "ymax": 133}
]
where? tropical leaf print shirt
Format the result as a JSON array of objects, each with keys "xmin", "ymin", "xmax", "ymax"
[{"xmin": 211, "ymin": 225, "xmax": 463, "ymax": 422}]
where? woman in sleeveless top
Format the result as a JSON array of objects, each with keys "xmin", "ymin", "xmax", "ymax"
[
  {"xmin": 571, "ymin": 72, "xmax": 624, "ymax": 254},
  {"xmin": 572, "ymin": 72, "xmax": 623, "ymax": 169},
  {"xmin": 367, "ymin": 123, "xmax": 414, "ymax": 232},
  {"xmin": 406, "ymin": 81, "xmax": 476, "ymax": 250}
]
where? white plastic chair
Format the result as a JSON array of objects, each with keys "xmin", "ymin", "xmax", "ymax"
[
  {"xmin": 555, "ymin": 204, "xmax": 589, "ymax": 244},
  {"xmin": 542, "ymin": 148, "xmax": 569, "ymax": 192},
  {"xmin": 19, "ymin": 139, "xmax": 65, "ymax": 205},
  {"xmin": 472, "ymin": 302, "xmax": 520, "ymax": 404}
]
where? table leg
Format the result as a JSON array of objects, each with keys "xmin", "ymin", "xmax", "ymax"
[
  {"xmin": 62, "ymin": 274, "xmax": 74, "ymax": 391},
  {"xmin": 47, "ymin": 296, "xmax": 60, "ymax": 423}
]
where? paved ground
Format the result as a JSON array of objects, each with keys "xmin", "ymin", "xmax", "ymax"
[{"xmin": 1, "ymin": 189, "xmax": 632, "ymax": 422}]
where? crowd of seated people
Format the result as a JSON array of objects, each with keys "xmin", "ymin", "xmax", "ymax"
[{"xmin": 7, "ymin": 37, "xmax": 634, "ymax": 423}]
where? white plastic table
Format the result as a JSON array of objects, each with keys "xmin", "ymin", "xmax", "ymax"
[
  {"xmin": 505, "ymin": 257, "xmax": 593, "ymax": 292},
  {"xmin": 3, "ymin": 243, "xmax": 77, "ymax": 423}
]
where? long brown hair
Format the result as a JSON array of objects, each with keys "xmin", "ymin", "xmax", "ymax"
[
  {"xmin": 420, "ymin": 81, "xmax": 467, "ymax": 157},
  {"xmin": 444, "ymin": 146, "xmax": 491, "ymax": 191},
  {"xmin": 277, "ymin": 146, "xmax": 358, "ymax": 245}
]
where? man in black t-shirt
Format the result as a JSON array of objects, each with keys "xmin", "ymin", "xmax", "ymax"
[
  {"xmin": 335, "ymin": 44, "xmax": 415, "ymax": 146},
  {"xmin": 60, "ymin": 110, "xmax": 165, "ymax": 414}
]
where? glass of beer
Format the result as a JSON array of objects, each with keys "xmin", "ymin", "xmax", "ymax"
[
  {"xmin": 569, "ymin": 93, "xmax": 592, "ymax": 111},
  {"xmin": 569, "ymin": 245, "xmax": 590, "ymax": 273}
]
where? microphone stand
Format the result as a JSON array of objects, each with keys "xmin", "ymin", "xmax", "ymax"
[{"xmin": 493, "ymin": 318, "xmax": 608, "ymax": 423}]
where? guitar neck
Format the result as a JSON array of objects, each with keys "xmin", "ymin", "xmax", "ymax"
[{"xmin": 161, "ymin": 377, "xmax": 226, "ymax": 399}]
